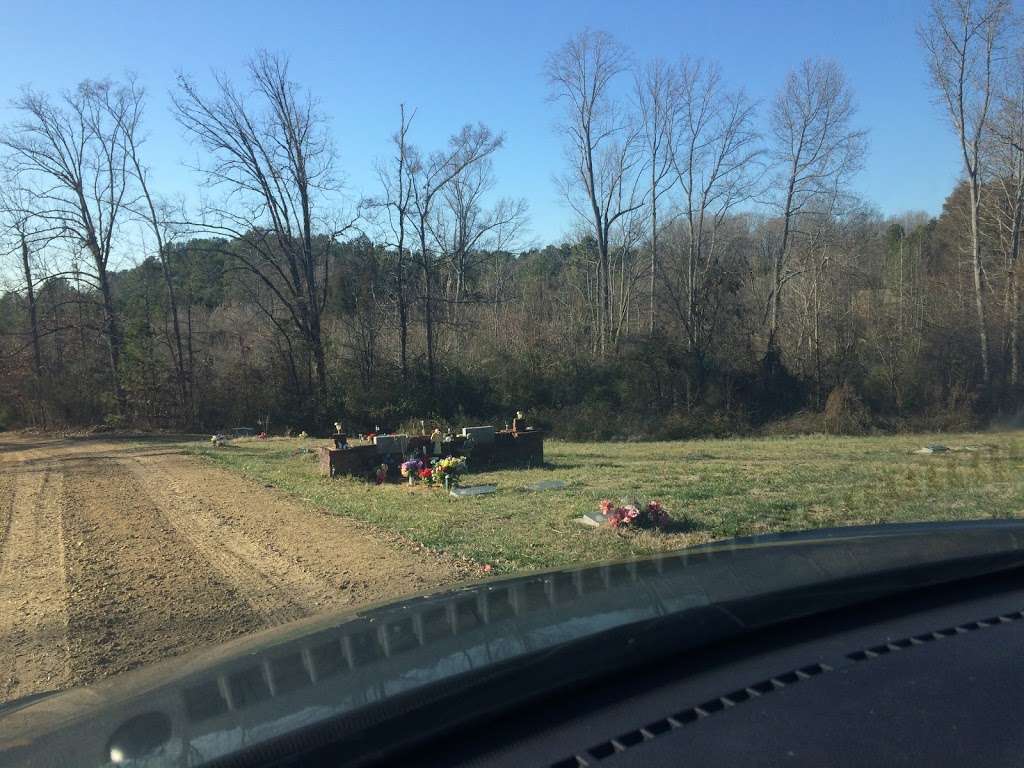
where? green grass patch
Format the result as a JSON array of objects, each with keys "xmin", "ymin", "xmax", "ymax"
[{"xmin": 186, "ymin": 431, "xmax": 1024, "ymax": 574}]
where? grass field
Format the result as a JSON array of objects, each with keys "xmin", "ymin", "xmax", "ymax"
[{"xmin": 193, "ymin": 431, "xmax": 1024, "ymax": 575}]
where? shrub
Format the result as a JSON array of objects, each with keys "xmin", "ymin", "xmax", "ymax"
[{"xmin": 824, "ymin": 384, "xmax": 872, "ymax": 435}]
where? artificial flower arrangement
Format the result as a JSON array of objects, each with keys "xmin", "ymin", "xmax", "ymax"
[
  {"xmin": 598, "ymin": 499, "xmax": 671, "ymax": 530},
  {"xmin": 400, "ymin": 458, "xmax": 424, "ymax": 485},
  {"xmin": 393, "ymin": 455, "xmax": 467, "ymax": 489},
  {"xmin": 432, "ymin": 456, "xmax": 467, "ymax": 489}
]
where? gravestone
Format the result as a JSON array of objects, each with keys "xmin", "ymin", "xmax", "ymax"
[
  {"xmin": 450, "ymin": 485, "xmax": 498, "ymax": 498},
  {"xmin": 320, "ymin": 445, "xmax": 376, "ymax": 477},
  {"xmin": 461, "ymin": 426, "xmax": 496, "ymax": 444},
  {"xmin": 374, "ymin": 434, "xmax": 409, "ymax": 455}
]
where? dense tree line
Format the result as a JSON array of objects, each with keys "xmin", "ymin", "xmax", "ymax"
[{"xmin": 3, "ymin": 2, "xmax": 1024, "ymax": 437}]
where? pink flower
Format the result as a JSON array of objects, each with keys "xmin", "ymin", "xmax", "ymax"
[
  {"xmin": 483, "ymin": 564, "xmax": 492, "ymax": 573},
  {"xmin": 599, "ymin": 499, "xmax": 615, "ymax": 516},
  {"xmin": 624, "ymin": 505, "xmax": 640, "ymax": 521}
]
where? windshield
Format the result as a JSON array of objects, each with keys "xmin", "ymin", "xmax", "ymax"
[{"xmin": 2, "ymin": 0, "xmax": 1024, "ymax": 762}]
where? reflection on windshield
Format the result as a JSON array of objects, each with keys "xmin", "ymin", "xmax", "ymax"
[{"xmin": 8, "ymin": 522, "xmax": 1023, "ymax": 768}]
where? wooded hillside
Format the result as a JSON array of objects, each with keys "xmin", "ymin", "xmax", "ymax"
[{"xmin": 2, "ymin": 4, "xmax": 1022, "ymax": 437}]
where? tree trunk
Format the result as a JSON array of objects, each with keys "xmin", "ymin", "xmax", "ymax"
[
  {"xmin": 769, "ymin": 175, "xmax": 797, "ymax": 355},
  {"xmin": 1008, "ymin": 172, "xmax": 1023, "ymax": 388},
  {"xmin": 420, "ymin": 229, "xmax": 437, "ymax": 392},
  {"xmin": 96, "ymin": 264, "xmax": 127, "ymax": 417},
  {"xmin": 157, "ymin": 248, "xmax": 189, "ymax": 416},
  {"xmin": 19, "ymin": 234, "xmax": 42, "ymax": 378},
  {"xmin": 398, "ymin": 280, "xmax": 409, "ymax": 380},
  {"xmin": 397, "ymin": 246, "xmax": 409, "ymax": 381},
  {"xmin": 969, "ymin": 188, "xmax": 991, "ymax": 388},
  {"xmin": 599, "ymin": 233, "xmax": 611, "ymax": 358},
  {"xmin": 311, "ymin": 332, "xmax": 329, "ymax": 421},
  {"xmin": 649, "ymin": 168, "xmax": 657, "ymax": 336},
  {"xmin": 1011, "ymin": 267, "xmax": 1020, "ymax": 387},
  {"xmin": 186, "ymin": 290, "xmax": 196, "ymax": 424}
]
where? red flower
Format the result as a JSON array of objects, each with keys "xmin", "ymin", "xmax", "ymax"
[{"xmin": 418, "ymin": 468, "xmax": 432, "ymax": 479}]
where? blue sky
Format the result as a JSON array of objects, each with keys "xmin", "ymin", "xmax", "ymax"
[{"xmin": 1, "ymin": 0, "xmax": 960, "ymax": 246}]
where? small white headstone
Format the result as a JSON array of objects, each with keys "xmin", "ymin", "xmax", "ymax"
[{"xmin": 450, "ymin": 485, "xmax": 498, "ymax": 498}]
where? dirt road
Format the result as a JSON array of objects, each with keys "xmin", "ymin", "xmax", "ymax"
[{"xmin": 0, "ymin": 434, "xmax": 478, "ymax": 705}]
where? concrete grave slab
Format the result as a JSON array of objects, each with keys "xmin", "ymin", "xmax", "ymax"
[{"xmin": 449, "ymin": 485, "xmax": 498, "ymax": 498}]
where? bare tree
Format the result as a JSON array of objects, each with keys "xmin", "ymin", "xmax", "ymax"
[
  {"xmin": 173, "ymin": 51, "xmax": 351, "ymax": 423},
  {"xmin": 986, "ymin": 46, "xmax": 1024, "ymax": 385},
  {"xmin": 372, "ymin": 104, "xmax": 416, "ymax": 380},
  {"xmin": 408, "ymin": 123, "xmax": 503, "ymax": 391},
  {"xmin": 766, "ymin": 58, "xmax": 866, "ymax": 356},
  {"xmin": 546, "ymin": 29, "xmax": 647, "ymax": 356},
  {"xmin": 431, "ymin": 156, "xmax": 528, "ymax": 310},
  {"xmin": 0, "ymin": 181, "xmax": 55, "ymax": 380},
  {"xmin": 664, "ymin": 58, "xmax": 762, "ymax": 363},
  {"xmin": 920, "ymin": 0, "xmax": 1012, "ymax": 388},
  {"xmin": 1, "ymin": 81, "xmax": 138, "ymax": 415},
  {"xmin": 105, "ymin": 77, "xmax": 192, "ymax": 415},
  {"xmin": 635, "ymin": 58, "xmax": 676, "ymax": 335}
]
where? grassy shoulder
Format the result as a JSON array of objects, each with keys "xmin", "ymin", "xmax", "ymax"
[{"xmin": 187, "ymin": 431, "xmax": 1024, "ymax": 574}]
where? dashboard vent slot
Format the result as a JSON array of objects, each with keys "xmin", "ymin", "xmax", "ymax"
[
  {"xmin": 549, "ymin": 662, "xmax": 831, "ymax": 766},
  {"xmin": 846, "ymin": 610, "xmax": 1024, "ymax": 662}
]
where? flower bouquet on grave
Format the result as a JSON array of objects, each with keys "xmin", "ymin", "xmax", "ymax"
[
  {"xmin": 400, "ymin": 458, "xmax": 424, "ymax": 485},
  {"xmin": 598, "ymin": 499, "xmax": 671, "ymax": 531},
  {"xmin": 432, "ymin": 456, "xmax": 467, "ymax": 490}
]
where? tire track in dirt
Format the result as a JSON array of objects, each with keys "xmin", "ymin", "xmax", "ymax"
[
  {"xmin": 0, "ymin": 466, "xmax": 72, "ymax": 703},
  {"xmin": 126, "ymin": 451, "xmax": 478, "ymax": 610},
  {"xmin": 0, "ymin": 434, "xmax": 478, "ymax": 701},
  {"xmin": 60, "ymin": 456, "xmax": 265, "ymax": 685},
  {"xmin": 119, "ymin": 457, "xmax": 324, "ymax": 625},
  {"xmin": 0, "ymin": 472, "xmax": 13, "ymax": 562}
]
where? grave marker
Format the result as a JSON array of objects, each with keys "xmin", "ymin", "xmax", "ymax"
[
  {"xmin": 450, "ymin": 485, "xmax": 498, "ymax": 498},
  {"xmin": 524, "ymin": 480, "xmax": 567, "ymax": 492}
]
